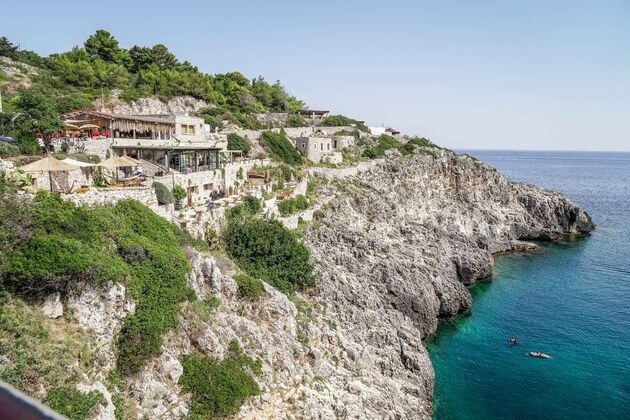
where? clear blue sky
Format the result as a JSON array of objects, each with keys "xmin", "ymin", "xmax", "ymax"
[{"xmin": 4, "ymin": 0, "xmax": 630, "ymax": 151}]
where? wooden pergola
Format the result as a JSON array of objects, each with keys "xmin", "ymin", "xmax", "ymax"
[{"xmin": 60, "ymin": 109, "xmax": 175, "ymax": 140}]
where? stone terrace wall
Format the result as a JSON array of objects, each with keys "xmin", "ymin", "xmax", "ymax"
[
  {"xmin": 67, "ymin": 138, "xmax": 113, "ymax": 160},
  {"xmin": 64, "ymin": 186, "xmax": 158, "ymax": 208}
]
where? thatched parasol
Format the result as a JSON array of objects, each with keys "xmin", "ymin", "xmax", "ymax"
[
  {"xmin": 97, "ymin": 156, "xmax": 138, "ymax": 168},
  {"xmin": 98, "ymin": 155, "xmax": 138, "ymax": 182},
  {"xmin": 20, "ymin": 156, "xmax": 80, "ymax": 192},
  {"xmin": 79, "ymin": 124, "xmax": 100, "ymax": 130},
  {"xmin": 20, "ymin": 156, "xmax": 79, "ymax": 172}
]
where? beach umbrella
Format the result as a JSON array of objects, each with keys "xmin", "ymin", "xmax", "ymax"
[
  {"xmin": 79, "ymin": 124, "xmax": 100, "ymax": 130},
  {"xmin": 64, "ymin": 122, "xmax": 79, "ymax": 129}
]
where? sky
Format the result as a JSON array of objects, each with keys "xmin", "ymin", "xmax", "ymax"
[{"xmin": 3, "ymin": 0, "xmax": 630, "ymax": 151}]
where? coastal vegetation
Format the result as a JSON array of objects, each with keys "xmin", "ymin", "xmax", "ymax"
[
  {"xmin": 0, "ymin": 186, "xmax": 205, "ymax": 376},
  {"xmin": 0, "ymin": 289, "xmax": 94, "ymax": 399},
  {"xmin": 320, "ymin": 115, "xmax": 368, "ymax": 132},
  {"xmin": 152, "ymin": 181, "xmax": 173, "ymax": 204},
  {"xmin": 226, "ymin": 133, "xmax": 251, "ymax": 155},
  {"xmin": 277, "ymin": 195, "xmax": 309, "ymax": 216},
  {"xmin": 222, "ymin": 217, "xmax": 314, "ymax": 294},
  {"xmin": 233, "ymin": 273, "xmax": 265, "ymax": 300},
  {"xmin": 45, "ymin": 386, "xmax": 105, "ymax": 420},
  {"xmin": 259, "ymin": 131, "xmax": 304, "ymax": 165},
  {"xmin": 179, "ymin": 341, "xmax": 261, "ymax": 418}
]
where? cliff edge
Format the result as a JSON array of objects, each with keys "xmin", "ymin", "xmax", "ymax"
[{"xmin": 300, "ymin": 150, "xmax": 594, "ymax": 418}]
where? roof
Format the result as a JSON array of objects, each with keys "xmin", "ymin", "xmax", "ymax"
[
  {"xmin": 20, "ymin": 156, "xmax": 79, "ymax": 172},
  {"xmin": 296, "ymin": 109, "xmax": 329, "ymax": 115},
  {"xmin": 111, "ymin": 144, "xmax": 221, "ymax": 151},
  {"xmin": 60, "ymin": 109, "xmax": 175, "ymax": 125}
]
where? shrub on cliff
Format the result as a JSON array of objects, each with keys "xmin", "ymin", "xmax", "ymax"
[
  {"xmin": 152, "ymin": 182, "xmax": 173, "ymax": 204},
  {"xmin": 320, "ymin": 115, "xmax": 368, "ymax": 132},
  {"xmin": 277, "ymin": 195, "xmax": 309, "ymax": 216},
  {"xmin": 222, "ymin": 218, "xmax": 314, "ymax": 293},
  {"xmin": 179, "ymin": 341, "xmax": 261, "ymax": 418},
  {"xmin": 362, "ymin": 134, "xmax": 399, "ymax": 159},
  {"xmin": 45, "ymin": 387, "xmax": 105, "ymax": 420},
  {"xmin": 259, "ymin": 131, "xmax": 304, "ymax": 165},
  {"xmin": 287, "ymin": 113, "xmax": 308, "ymax": 127},
  {"xmin": 234, "ymin": 273, "xmax": 265, "ymax": 300},
  {"xmin": 227, "ymin": 133, "xmax": 251, "ymax": 155}
]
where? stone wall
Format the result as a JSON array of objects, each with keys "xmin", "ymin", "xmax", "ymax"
[
  {"xmin": 253, "ymin": 113, "xmax": 288, "ymax": 126},
  {"xmin": 66, "ymin": 138, "xmax": 113, "ymax": 160},
  {"xmin": 64, "ymin": 186, "xmax": 159, "ymax": 208}
]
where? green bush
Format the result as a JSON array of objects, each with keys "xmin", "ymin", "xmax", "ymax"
[
  {"xmin": 287, "ymin": 114, "xmax": 308, "ymax": 127},
  {"xmin": 277, "ymin": 195, "xmax": 309, "ymax": 216},
  {"xmin": 320, "ymin": 115, "xmax": 368, "ymax": 132},
  {"xmin": 362, "ymin": 134, "xmax": 399, "ymax": 159},
  {"xmin": 234, "ymin": 273, "xmax": 265, "ymax": 300},
  {"xmin": 399, "ymin": 137, "xmax": 439, "ymax": 157},
  {"xmin": 45, "ymin": 387, "xmax": 105, "ymax": 420},
  {"xmin": 152, "ymin": 182, "xmax": 173, "ymax": 204},
  {"xmin": 243, "ymin": 196, "xmax": 262, "ymax": 215},
  {"xmin": 180, "ymin": 342, "xmax": 261, "ymax": 419},
  {"xmin": 171, "ymin": 185, "xmax": 187, "ymax": 204},
  {"xmin": 222, "ymin": 219, "xmax": 314, "ymax": 293},
  {"xmin": 0, "ymin": 142, "xmax": 19, "ymax": 158},
  {"xmin": 227, "ymin": 133, "xmax": 251, "ymax": 155},
  {"xmin": 259, "ymin": 131, "xmax": 304, "ymax": 165},
  {"xmin": 225, "ymin": 198, "xmax": 262, "ymax": 222}
]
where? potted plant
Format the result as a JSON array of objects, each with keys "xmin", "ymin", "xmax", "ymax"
[{"xmin": 172, "ymin": 185, "xmax": 187, "ymax": 210}]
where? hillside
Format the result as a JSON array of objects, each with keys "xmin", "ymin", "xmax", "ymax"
[{"xmin": 0, "ymin": 31, "xmax": 303, "ymax": 152}]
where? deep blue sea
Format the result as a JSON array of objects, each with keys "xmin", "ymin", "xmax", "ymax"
[{"xmin": 427, "ymin": 151, "xmax": 630, "ymax": 419}]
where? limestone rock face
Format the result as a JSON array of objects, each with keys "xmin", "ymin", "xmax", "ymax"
[
  {"xmin": 105, "ymin": 96, "xmax": 210, "ymax": 116},
  {"xmin": 301, "ymin": 151, "xmax": 594, "ymax": 418},
  {"xmin": 67, "ymin": 282, "xmax": 136, "ymax": 370}
]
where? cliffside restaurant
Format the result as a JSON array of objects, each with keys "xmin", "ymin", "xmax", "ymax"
[
  {"xmin": 60, "ymin": 109, "xmax": 222, "ymax": 174},
  {"xmin": 60, "ymin": 109, "xmax": 175, "ymax": 140}
]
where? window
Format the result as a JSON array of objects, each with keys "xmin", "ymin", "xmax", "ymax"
[
  {"xmin": 327, "ymin": 143, "xmax": 330, "ymax": 150},
  {"xmin": 320, "ymin": 143, "xmax": 323, "ymax": 151},
  {"xmin": 203, "ymin": 183, "xmax": 213, "ymax": 191},
  {"xmin": 181, "ymin": 124, "xmax": 196, "ymax": 134}
]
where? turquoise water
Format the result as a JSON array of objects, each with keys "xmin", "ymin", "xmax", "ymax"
[{"xmin": 428, "ymin": 151, "xmax": 630, "ymax": 419}]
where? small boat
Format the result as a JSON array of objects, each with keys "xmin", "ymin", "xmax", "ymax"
[{"xmin": 528, "ymin": 352, "xmax": 551, "ymax": 359}]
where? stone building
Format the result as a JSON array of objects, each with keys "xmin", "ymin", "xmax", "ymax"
[{"xmin": 294, "ymin": 134, "xmax": 354, "ymax": 163}]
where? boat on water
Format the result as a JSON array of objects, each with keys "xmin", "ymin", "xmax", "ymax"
[{"xmin": 528, "ymin": 352, "xmax": 552, "ymax": 359}]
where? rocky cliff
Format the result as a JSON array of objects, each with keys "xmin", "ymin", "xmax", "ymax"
[
  {"xmin": 25, "ymin": 150, "xmax": 593, "ymax": 419},
  {"xmin": 299, "ymin": 150, "xmax": 593, "ymax": 418}
]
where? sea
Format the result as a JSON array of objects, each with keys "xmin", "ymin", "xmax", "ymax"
[{"xmin": 427, "ymin": 151, "xmax": 630, "ymax": 419}]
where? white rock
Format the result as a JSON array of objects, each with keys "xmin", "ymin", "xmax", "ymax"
[{"xmin": 41, "ymin": 293, "xmax": 63, "ymax": 318}]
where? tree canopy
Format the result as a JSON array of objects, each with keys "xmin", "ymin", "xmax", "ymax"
[{"xmin": 0, "ymin": 30, "xmax": 306, "ymax": 151}]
